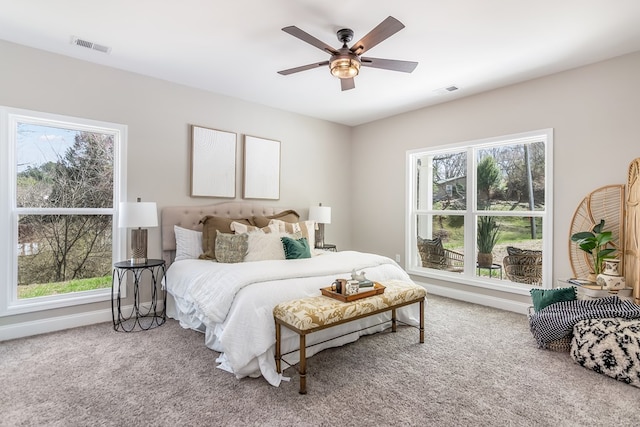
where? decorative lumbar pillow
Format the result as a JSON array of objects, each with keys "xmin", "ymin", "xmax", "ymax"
[
  {"xmin": 230, "ymin": 221, "xmax": 279, "ymax": 234},
  {"xmin": 281, "ymin": 236, "xmax": 312, "ymax": 259},
  {"xmin": 244, "ymin": 231, "xmax": 302, "ymax": 262},
  {"xmin": 530, "ymin": 287, "xmax": 576, "ymax": 312},
  {"xmin": 253, "ymin": 210, "xmax": 300, "ymax": 228},
  {"xmin": 174, "ymin": 225, "xmax": 203, "ymax": 261},
  {"xmin": 269, "ymin": 219, "xmax": 316, "ymax": 250},
  {"xmin": 199, "ymin": 215, "xmax": 253, "ymax": 260},
  {"xmin": 214, "ymin": 231, "xmax": 248, "ymax": 263}
]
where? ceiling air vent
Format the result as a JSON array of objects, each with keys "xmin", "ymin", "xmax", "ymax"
[
  {"xmin": 71, "ymin": 36, "xmax": 111, "ymax": 54},
  {"xmin": 434, "ymin": 85, "xmax": 460, "ymax": 95}
]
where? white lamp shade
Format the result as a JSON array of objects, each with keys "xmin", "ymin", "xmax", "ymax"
[
  {"xmin": 309, "ymin": 205, "xmax": 331, "ymax": 224},
  {"xmin": 118, "ymin": 202, "xmax": 158, "ymax": 228}
]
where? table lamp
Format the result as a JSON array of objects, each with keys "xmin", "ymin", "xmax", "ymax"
[
  {"xmin": 119, "ymin": 198, "xmax": 158, "ymax": 264},
  {"xmin": 309, "ymin": 203, "xmax": 331, "ymax": 248}
]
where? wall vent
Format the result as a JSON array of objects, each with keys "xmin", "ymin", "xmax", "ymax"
[{"xmin": 71, "ymin": 36, "xmax": 111, "ymax": 54}]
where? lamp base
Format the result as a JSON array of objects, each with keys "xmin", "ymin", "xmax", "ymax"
[{"xmin": 130, "ymin": 228, "xmax": 148, "ymax": 265}]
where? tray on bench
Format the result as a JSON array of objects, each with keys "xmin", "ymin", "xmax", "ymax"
[{"xmin": 320, "ymin": 282, "xmax": 385, "ymax": 302}]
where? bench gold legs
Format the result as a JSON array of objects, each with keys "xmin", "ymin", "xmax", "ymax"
[
  {"xmin": 299, "ymin": 334, "xmax": 307, "ymax": 394},
  {"xmin": 275, "ymin": 322, "xmax": 281, "ymax": 373},
  {"xmin": 274, "ymin": 297, "xmax": 425, "ymax": 394}
]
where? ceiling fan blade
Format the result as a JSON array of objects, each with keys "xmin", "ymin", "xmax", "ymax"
[
  {"xmin": 349, "ymin": 16, "xmax": 405, "ymax": 56},
  {"xmin": 360, "ymin": 57, "xmax": 418, "ymax": 73},
  {"xmin": 282, "ymin": 26, "xmax": 339, "ymax": 55},
  {"xmin": 278, "ymin": 61, "xmax": 329, "ymax": 75},
  {"xmin": 341, "ymin": 78, "xmax": 355, "ymax": 91}
]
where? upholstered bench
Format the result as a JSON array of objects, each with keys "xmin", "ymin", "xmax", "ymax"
[
  {"xmin": 273, "ymin": 279, "xmax": 426, "ymax": 394},
  {"xmin": 571, "ymin": 317, "xmax": 640, "ymax": 387}
]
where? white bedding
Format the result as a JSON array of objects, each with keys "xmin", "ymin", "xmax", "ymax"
[{"xmin": 165, "ymin": 250, "xmax": 420, "ymax": 386}]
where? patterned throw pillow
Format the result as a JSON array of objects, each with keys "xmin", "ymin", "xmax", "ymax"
[
  {"xmin": 269, "ymin": 219, "xmax": 316, "ymax": 250},
  {"xmin": 198, "ymin": 215, "xmax": 253, "ymax": 260},
  {"xmin": 214, "ymin": 231, "xmax": 248, "ymax": 263}
]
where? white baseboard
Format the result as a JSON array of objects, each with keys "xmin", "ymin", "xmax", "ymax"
[
  {"xmin": 0, "ymin": 308, "xmax": 112, "ymax": 342},
  {"xmin": 0, "ymin": 301, "xmax": 165, "ymax": 342},
  {"xmin": 416, "ymin": 280, "xmax": 531, "ymax": 315}
]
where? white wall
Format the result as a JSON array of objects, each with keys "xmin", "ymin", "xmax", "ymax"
[
  {"xmin": 351, "ymin": 51, "xmax": 640, "ymax": 306},
  {"xmin": 2, "ymin": 37, "xmax": 639, "ymax": 336},
  {"xmin": 0, "ymin": 40, "xmax": 352, "ymax": 334}
]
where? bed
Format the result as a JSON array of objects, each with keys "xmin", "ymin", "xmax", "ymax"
[{"xmin": 161, "ymin": 202, "xmax": 423, "ymax": 386}]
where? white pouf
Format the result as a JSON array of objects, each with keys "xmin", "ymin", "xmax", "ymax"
[{"xmin": 571, "ymin": 317, "xmax": 640, "ymax": 387}]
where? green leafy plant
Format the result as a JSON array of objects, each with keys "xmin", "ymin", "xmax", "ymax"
[
  {"xmin": 570, "ymin": 219, "xmax": 616, "ymax": 275},
  {"xmin": 477, "ymin": 216, "xmax": 500, "ymax": 253}
]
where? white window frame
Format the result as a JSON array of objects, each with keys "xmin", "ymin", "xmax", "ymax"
[
  {"xmin": 405, "ymin": 129, "xmax": 553, "ymax": 295},
  {"xmin": 0, "ymin": 107, "xmax": 127, "ymax": 316}
]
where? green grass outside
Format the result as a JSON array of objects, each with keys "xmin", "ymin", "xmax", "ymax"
[{"xmin": 18, "ymin": 275, "xmax": 111, "ymax": 299}]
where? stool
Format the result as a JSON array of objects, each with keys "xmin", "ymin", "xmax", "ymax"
[{"xmin": 571, "ymin": 317, "xmax": 640, "ymax": 387}]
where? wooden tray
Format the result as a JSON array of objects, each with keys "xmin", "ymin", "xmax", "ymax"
[{"xmin": 320, "ymin": 282, "xmax": 385, "ymax": 302}]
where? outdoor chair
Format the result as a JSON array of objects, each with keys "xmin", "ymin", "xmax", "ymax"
[
  {"xmin": 503, "ymin": 246, "xmax": 542, "ymax": 285},
  {"xmin": 417, "ymin": 237, "xmax": 464, "ymax": 272}
]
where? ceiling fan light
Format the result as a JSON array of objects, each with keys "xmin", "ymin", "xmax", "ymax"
[{"xmin": 330, "ymin": 57, "xmax": 360, "ymax": 79}]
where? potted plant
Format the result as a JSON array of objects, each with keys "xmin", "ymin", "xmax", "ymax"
[
  {"xmin": 477, "ymin": 216, "xmax": 500, "ymax": 267},
  {"xmin": 570, "ymin": 219, "xmax": 617, "ymax": 280}
]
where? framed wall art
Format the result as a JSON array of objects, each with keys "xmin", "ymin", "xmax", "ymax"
[
  {"xmin": 190, "ymin": 125, "xmax": 236, "ymax": 198},
  {"xmin": 243, "ymin": 135, "xmax": 280, "ymax": 200}
]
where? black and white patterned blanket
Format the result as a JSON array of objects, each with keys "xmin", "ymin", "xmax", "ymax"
[{"xmin": 529, "ymin": 296, "xmax": 640, "ymax": 348}]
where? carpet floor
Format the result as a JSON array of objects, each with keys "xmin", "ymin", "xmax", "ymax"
[{"xmin": 1, "ymin": 294, "xmax": 639, "ymax": 426}]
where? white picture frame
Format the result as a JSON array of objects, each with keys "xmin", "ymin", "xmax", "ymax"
[
  {"xmin": 190, "ymin": 125, "xmax": 236, "ymax": 198},
  {"xmin": 243, "ymin": 135, "xmax": 280, "ymax": 200}
]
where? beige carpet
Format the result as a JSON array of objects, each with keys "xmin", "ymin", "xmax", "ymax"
[{"xmin": 1, "ymin": 295, "xmax": 640, "ymax": 426}]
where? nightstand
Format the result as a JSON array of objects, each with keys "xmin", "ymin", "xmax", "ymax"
[
  {"xmin": 316, "ymin": 244, "xmax": 337, "ymax": 252},
  {"xmin": 111, "ymin": 259, "xmax": 166, "ymax": 332}
]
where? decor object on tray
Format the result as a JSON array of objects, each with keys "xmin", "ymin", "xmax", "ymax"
[{"xmin": 571, "ymin": 218, "xmax": 617, "ymax": 281}]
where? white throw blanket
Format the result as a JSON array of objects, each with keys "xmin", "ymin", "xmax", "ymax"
[
  {"xmin": 188, "ymin": 251, "xmax": 400, "ymax": 325},
  {"xmin": 165, "ymin": 251, "xmax": 420, "ymax": 386}
]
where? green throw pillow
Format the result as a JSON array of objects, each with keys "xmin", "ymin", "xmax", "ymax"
[
  {"xmin": 530, "ymin": 287, "xmax": 576, "ymax": 312},
  {"xmin": 281, "ymin": 237, "xmax": 311, "ymax": 259}
]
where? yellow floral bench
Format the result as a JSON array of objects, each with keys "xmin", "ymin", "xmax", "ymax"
[{"xmin": 273, "ymin": 279, "xmax": 426, "ymax": 394}]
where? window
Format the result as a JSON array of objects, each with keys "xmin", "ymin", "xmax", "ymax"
[
  {"xmin": 0, "ymin": 107, "xmax": 126, "ymax": 315},
  {"xmin": 406, "ymin": 129, "xmax": 553, "ymax": 293}
]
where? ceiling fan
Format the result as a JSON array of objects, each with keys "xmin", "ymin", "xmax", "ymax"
[{"xmin": 277, "ymin": 16, "xmax": 418, "ymax": 91}]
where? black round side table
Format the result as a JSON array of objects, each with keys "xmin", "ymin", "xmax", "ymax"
[{"xmin": 111, "ymin": 259, "xmax": 166, "ymax": 332}]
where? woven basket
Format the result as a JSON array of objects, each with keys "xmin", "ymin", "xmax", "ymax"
[{"xmin": 528, "ymin": 306, "xmax": 572, "ymax": 352}]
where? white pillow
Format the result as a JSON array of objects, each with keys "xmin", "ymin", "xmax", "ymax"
[
  {"xmin": 244, "ymin": 231, "xmax": 300, "ymax": 262},
  {"xmin": 174, "ymin": 225, "xmax": 203, "ymax": 261}
]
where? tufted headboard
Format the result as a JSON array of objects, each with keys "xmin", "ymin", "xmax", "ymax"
[{"xmin": 161, "ymin": 202, "xmax": 291, "ymax": 267}]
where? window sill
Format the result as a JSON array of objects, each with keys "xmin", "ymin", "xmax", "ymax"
[{"xmin": 406, "ymin": 266, "xmax": 537, "ymax": 296}]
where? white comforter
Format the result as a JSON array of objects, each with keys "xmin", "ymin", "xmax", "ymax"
[{"xmin": 165, "ymin": 251, "xmax": 420, "ymax": 386}]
